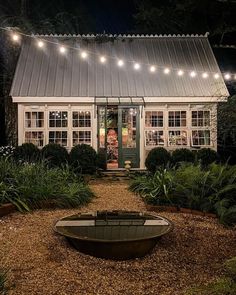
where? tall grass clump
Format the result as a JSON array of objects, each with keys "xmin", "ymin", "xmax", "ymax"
[{"xmin": 0, "ymin": 158, "xmax": 94, "ymax": 212}]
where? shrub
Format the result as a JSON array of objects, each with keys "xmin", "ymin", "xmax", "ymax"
[
  {"xmin": 41, "ymin": 144, "xmax": 68, "ymax": 167},
  {"xmin": 13, "ymin": 143, "xmax": 40, "ymax": 163},
  {"xmin": 225, "ymin": 257, "xmax": 236, "ymax": 281},
  {"xmin": 197, "ymin": 148, "xmax": 218, "ymax": 166},
  {"xmin": 70, "ymin": 144, "xmax": 97, "ymax": 174},
  {"xmin": 171, "ymin": 148, "xmax": 195, "ymax": 164},
  {"xmin": 145, "ymin": 147, "xmax": 171, "ymax": 172},
  {"xmin": 96, "ymin": 150, "xmax": 107, "ymax": 171}
]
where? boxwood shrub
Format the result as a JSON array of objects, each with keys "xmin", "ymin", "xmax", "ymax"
[
  {"xmin": 13, "ymin": 143, "xmax": 40, "ymax": 163},
  {"xmin": 197, "ymin": 148, "xmax": 218, "ymax": 166},
  {"xmin": 145, "ymin": 147, "xmax": 171, "ymax": 172},
  {"xmin": 41, "ymin": 143, "xmax": 69, "ymax": 167},
  {"xmin": 70, "ymin": 144, "xmax": 97, "ymax": 174},
  {"xmin": 171, "ymin": 148, "xmax": 195, "ymax": 164}
]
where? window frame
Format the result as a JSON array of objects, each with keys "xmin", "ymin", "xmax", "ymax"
[
  {"xmin": 71, "ymin": 110, "xmax": 92, "ymax": 146},
  {"xmin": 24, "ymin": 110, "xmax": 45, "ymax": 147},
  {"xmin": 144, "ymin": 110, "xmax": 165, "ymax": 147}
]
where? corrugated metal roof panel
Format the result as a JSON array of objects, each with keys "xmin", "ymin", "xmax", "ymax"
[{"xmin": 10, "ymin": 35, "xmax": 229, "ymax": 98}]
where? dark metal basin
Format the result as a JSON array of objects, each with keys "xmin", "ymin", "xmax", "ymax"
[{"xmin": 54, "ymin": 210, "xmax": 173, "ymax": 260}]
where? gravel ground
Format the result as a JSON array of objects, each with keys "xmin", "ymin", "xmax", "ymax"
[{"xmin": 0, "ymin": 181, "xmax": 236, "ymax": 295}]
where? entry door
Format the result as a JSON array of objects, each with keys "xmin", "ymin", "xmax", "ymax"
[{"xmin": 118, "ymin": 107, "xmax": 140, "ymax": 168}]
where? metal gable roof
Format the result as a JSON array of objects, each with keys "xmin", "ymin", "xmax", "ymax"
[{"xmin": 10, "ymin": 34, "xmax": 229, "ymax": 98}]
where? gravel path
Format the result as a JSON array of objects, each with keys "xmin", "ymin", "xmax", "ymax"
[{"xmin": 0, "ymin": 181, "xmax": 236, "ymax": 295}]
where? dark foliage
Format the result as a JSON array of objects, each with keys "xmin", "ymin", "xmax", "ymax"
[
  {"xmin": 171, "ymin": 148, "xmax": 195, "ymax": 164},
  {"xmin": 197, "ymin": 148, "xmax": 218, "ymax": 166},
  {"xmin": 41, "ymin": 143, "xmax": 68, "ymax": 167},
  {"xmin": 13, "ymin": 143, "xmax": 40, "ymax": 162},
  {"xmin": 96, "ymin": 150, "xmax": 107, "ymax": 171},
  {"xmin": 70, "ymin": 144, "xmax": 97, "ymax": 174},
  {"xmin": 145, "ymin": 147, "xmax": 171, "ymax": 172}
]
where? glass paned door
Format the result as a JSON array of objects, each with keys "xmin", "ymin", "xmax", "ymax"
[{"xmin": 118, "ymin": 107, "xmax": 140, "ymax": 168}]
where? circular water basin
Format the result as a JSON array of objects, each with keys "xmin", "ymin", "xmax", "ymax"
[{"xmin": 54, "ymin": 210, "xmax": 173, "ymax": 260}]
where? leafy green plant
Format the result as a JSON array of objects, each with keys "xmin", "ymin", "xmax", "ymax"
[
  {"xmin": 145, "ymin": 147, "xmax": 171, "ymax": 173},
  {"xmin": 41, "ymin": 143, "xmax": 69, "ymax": 167},
  {"xmin": 13, "ymin": 143, "xmax": 40, "ymax": 163},
  {"xmin": 171, "ymin": 148, "xmax": 195, "ymax": 164},
  {"xmin": 70, "ymin": 144, "xmax": 97, "ymax": 174},
  {"xmin": 197, "ymin": 148, "xmax": 219, "ymax": 166}
]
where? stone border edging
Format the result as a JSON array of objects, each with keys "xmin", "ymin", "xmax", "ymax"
[
  {"xmin": 0, "ymin": 203, "xmax": 16, "ymax": 217},
  {"xmin": 146, "ymin": 204, "xmax": 217, "ymax": 218}
]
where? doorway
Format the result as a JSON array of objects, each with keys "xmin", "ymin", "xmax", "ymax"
[{"xmin": 98, "ymin": 106, "xmax": 140, "ymax": 169}]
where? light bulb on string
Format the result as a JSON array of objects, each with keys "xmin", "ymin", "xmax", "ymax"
[
  {"xmin": 59, "ymin": 46, "xmax": 66, "ymax": 54},
  {"xmin": 164, "ymin": 68, "xmax": 170, "ymax": 74},
  {"xmin": 214, "ymin": 73, "xmax": 220, "ymax": 79},
  {"xmin": 190, "ymin": 71, "xmax": 196, "ymax": 78},
  {"xmin": 81, "ymin": 51, "xmax": 88, "ymax": 59},
  {"xmin": 177, "ymin": 70, "xmax": 184, "ymax": 76},
  {"xmin": 202, "ymin": 72, "xmax": 209, "ymax": 79},
  {"xmin": 224, "ymin": 73, "xmax": 231, "ymax": 80},
  {"xmin": 134, "ymin": 63, "xmax": 140, "ymax": 70},
  {"xmin": 117, "ymin": 59, "xmax": 124, "ymax": 67},
  {"xmin": 150, "ymin": 66, "xmax": 156, "ymax": 73},
  {"xmin": 100, "ymin": 56, "xmax": 106, "ymax": 63},
  {"xmin": 37, "ymin": 40, "xmax": 44, "ymax": 48},
  {"xmin": 12, "ymin": 33, "xmax": 20, "ymax": 42}
]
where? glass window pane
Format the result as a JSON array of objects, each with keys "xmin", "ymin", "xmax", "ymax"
[{"xmin": 122, "ymin": 108, "xmax": 137, "ymax": 148}]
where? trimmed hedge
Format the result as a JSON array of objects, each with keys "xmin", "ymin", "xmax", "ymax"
[
  {"xmin": 70, "ymin": 144, "xmax": 97, "ymax": 174},
  {"xmin": 41, "ymin": 143, "xmax": 69, "ymax": 167},
  {"xmin": 13, "ymin": 143, "xmax": 40, "ymax": 163},
  {"xmin": 197, "ymin": 148, "xmax": 218, "ymax": 166},
  {"xmin": 145, "ymin": 147, "xmax": 171, "ymax": 172},
  {"xmin": 172, "ymin": 148, "xmax": 195, "ymax": 164}
]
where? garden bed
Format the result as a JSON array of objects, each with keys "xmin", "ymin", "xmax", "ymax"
[{"xmin": 0, "ymin": 182, "xmax": 235, "ymax": 295}]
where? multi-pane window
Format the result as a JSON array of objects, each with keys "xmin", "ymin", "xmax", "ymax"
[
  {"xmin": 145, "ymin": 111, "xmax": 163, "ymax": 127},
  {"xmin": 25, "ymin": 131, "xmax": 44, "ymax": 147},
  {"xmin": 49, "ymin": 131, "xmax": 68, "ymax": 146},
  {"xmin": 168, "ymin": 111, "xmax": 186, "ymax": 127},
  {"xmin": 72, "ymin": 111, "xmax": 91, "ymax": 127},
  {"xmin": 192, "ymin": 111, "xmax": 210, "ymax": 127},
  {"xmin": 25, "ymin": 112, "xmax": 44, "ymax": 128},
  {"xmin": 145, "ymin": 131, "xmax": 164, "ymax": 146},
  {"xmin": 73, "ymin": 131, "xmax": 91, "ymax": 145},
  {"xmin": 192, "ymin": 130, "xmax": 210, "ymax": 146},
  {"xmin": 49, "ymin": 111, "xmax": 68, "ymax": 127},
  {"xmin": 168, "ymin": 130, "xmax": 187, "ymax": 146}
]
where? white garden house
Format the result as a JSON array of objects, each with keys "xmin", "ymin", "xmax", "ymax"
[{"xmin": 10, "ymin": 33, "xmax": 229, "ymax": 169}]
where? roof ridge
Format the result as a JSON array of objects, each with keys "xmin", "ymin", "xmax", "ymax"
[{"xmin": 32, "ymin": 32, "xmax": 209, "ymax": 38}]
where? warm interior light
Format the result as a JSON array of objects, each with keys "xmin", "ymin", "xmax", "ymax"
[
  {"xmin": 37, "ymin": 41, "xmax": 44, "ymax": 48},
  {"xmin": 164, "ymin": 68, "xmax": 170, "ymax": 74},
  {"xmin": 214, "ymin": 73, "xmax": 220, "ymax": 79},
  {"xmin": 100, "ymin": 56, "xmax": 106, "ymax": 63},
  {"xmin": 150, "ymin": 66, "xmax": 156, "ymax": 73},
  {"xmin": 59, "ymin": 46, "xmax": 66, "ymax": 53},
  {"xmin": 117, "ymin": 59, "xmax": 124, "ymax": 67},
  {"xmin": 190, "ymin": 71, "xmax": 196, "ymax": 77},
  {"xmin": 202, "ymin": 72, "xmax": 209, "ymax": 78},
  {"xmin": 81, "ymin": 51, "xmax": 88, "ymax": 59},
  {"xmin": 134, "ymin": 63, "xmax": 140, "ymax": 70},
  {"xmin": 177, "ymin": 70, "xmax": 184, "ymax": 76}
]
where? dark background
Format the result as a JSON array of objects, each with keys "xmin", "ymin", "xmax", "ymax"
[{"xmin": 0, "ymin": 0, "xmax": 236, "ymax": 153}]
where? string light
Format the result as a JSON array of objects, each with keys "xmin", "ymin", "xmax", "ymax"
[
  {"xmin": 134, "ymin": 63, "xmax": 140, "ymax": 70},
  {"xmin": 12, "ymin": 34, "xmax": 19, "ymax": 41},
  {"xmin": 117, "ymin": 59, "xmax": 124, "ymax": 67},
  {"xmin": 4, "ymin": 28, "xmax": 236, "ymax": 81},
  {"xmin": 100, "ymin": 56, "xmax": 106, "ymax": 63},
  {"xmin": 190, "ymin": 71, "xmax": 197, "ymax": 78},
  {"xmin": 224, "ymin": 73, "xmax": 231, "ymax": 80},
  {"xmin": 177, "ymin": 70, "xmax": 184, "ymax": 76},
  {"xmin": 164, "ymin": 68, "xmax": 170, "ymax": 74},
  {"xmin": 150, "ymin": 66, "xmax": 156, "ymax": 73},
  {"xmin": 37, "ymin": 40, "xmax": 44, "ymax": 48},
  {"xmin": 81, "ymin": 51, "xmax": 88, "ymax": 59},
  {"xmin": 59, "ymin": 46, "xmax": 66, "ymax": 54}
]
